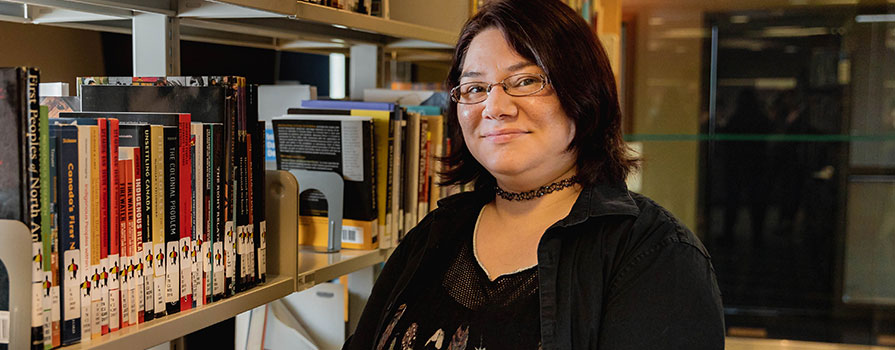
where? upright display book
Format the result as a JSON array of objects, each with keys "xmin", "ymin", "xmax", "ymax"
[{"xmin": 272, "ymin": 115, "xmax": 377, "ymax": 250}]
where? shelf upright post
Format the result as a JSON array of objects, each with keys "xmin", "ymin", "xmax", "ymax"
[
  {"xmin": 132, "ymin": 12, "xmax": 181, "ymax": 77},
  {"xmin": 349, "ymin": 44, "xmax": 381, "ymax": 100}
]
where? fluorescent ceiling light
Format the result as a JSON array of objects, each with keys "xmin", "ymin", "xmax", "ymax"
[
  {"xmin": 332, "ymin": 24, "xmax": 348, "ymax": 29},
  {"xmin": 855, "ymin": 14, "xmax": 895, "ymax": 23}
]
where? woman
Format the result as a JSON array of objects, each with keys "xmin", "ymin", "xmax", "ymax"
[{"xmin": 344, "ymin": 0, "xmax": 724, "ymax": 349}]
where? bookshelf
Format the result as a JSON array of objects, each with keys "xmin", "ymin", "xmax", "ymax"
[
  {"xmin": 0, "ymin": 169, "xmax": 393, "ymax": 349},
  {"xmin": 0, "ymin": 0, "xmax": 457, "ymax": 52}
]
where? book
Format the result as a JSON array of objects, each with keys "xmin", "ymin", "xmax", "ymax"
[
  {"xmin": 54, "ymin": 125, "xmax": 80, "ymax": 346},
  {"xmin": 272, "ymin": 115, "xmax": 377, "ymax": 250},
  {"xmin": 37, "ymin": 105, "xmax": 53, "ymax": 349},
  {"xmin": 76, "ymin": 124, "xmax": 92, "ymax": 340},
  {"xmin": 61, "ymin": 112, "xmax": 192, "ymax": 316},
  {"xmin": 251, "ymin": 121, "xmax": 266, "ymax": 283},
  {"xmin": 46, "ymin": 128, "xmax": 61, "ymax": 349},
  {"xmin": 190, "ymin": 124, "xmax": 204, "ymax": 307},
  {"xmin": 0, "ymin": 67, "xmax": 44, "ymax": 349},
  {"xmin": 257, "ymin": 85, "xmax": 318, "ymax": 164},
  {"xmin": 402, "ymin": 111, "xmax": 422, "ymax": 240},
  {"xmin": 39, "ymin": 96, "xmax": 81, "ymax": 119},
  {"xmin": 289, "ymin": 104, "xmax": 394, "ymax": 249}
]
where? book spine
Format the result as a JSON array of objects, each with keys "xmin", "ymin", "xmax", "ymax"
[
  {"xmin": 252, "ymin": 121, "xmax": 266, "ymax": 283},
  {"xmin": 120, "ymin": 155, "xmax": 132, "ymax": 328},
  {"xmin": 189, "ymin": 127, "xmax": 202, "ymax": 308},
  {"xmin": 150, "ymin": 125, "xmax": 166, "ymax": 319},
  {"xmin": 38, "ymin": 106, "xmax": 52, "ymax": 350},
  {"xmin": 47, "ymin": 129, "xmax": 61, "ymax": 349},
  {"xmin": 57, "ymin": 126, "xmax": 81, "ymax": 346},
  {"xmin": 163, "ymin": 127, "xmax": 180, "ymax": 314},
  {"xmin": 77, "ymin": 125, "xmax": 91, "ymax": 341},
  {"xmin": 133, "ymin": 147, "xmax": 145, "ymax": 324},
  {"xmin": 245, "ymin": 133, "xmax": 254, "ymax": 288},
  {"xmin": 140, "ymin": 127, "xmax": 154, "ymax": 322},
  {"xmin": 178, "ymin": 114, "xmax": 193, "ymax": 311},
  {"xmin": 107, "ymin": 120, "xmax": 121, "ymax": 333},
  {"xmin": 211, "ymin": 124, "xmax": 225, "ymax": 300},
  {"xmin": 224, "ymin": 81, "xmax": 236, "ymax": 298},
  {"xmin": 97, "ymin": 120, "xmax": 109, "ymax": 336},
  {"xmin": 89, "ymin": 126, "xmax": 102, "ymax": 339},
  {"xmin": 203, "ymin": 124, "xmax": 213, "ymax": 303},
  {"xmin": 26, "ymin": 67, "xmax": 44, "ymax": 350}
]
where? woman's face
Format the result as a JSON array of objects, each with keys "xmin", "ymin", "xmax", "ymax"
[{"xmin": 458, "ymin": 28, "xmax": 577, "ymax": 187}]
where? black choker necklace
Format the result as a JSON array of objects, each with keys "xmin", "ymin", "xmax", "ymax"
[{"xmin": 495, "ymin": 176, "xmax": 579, "ymax": 201}]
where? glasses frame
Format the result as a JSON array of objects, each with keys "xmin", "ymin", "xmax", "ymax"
[{"xmin": 450, "ymin": 73, "xmax": 550, "ymax": 105}]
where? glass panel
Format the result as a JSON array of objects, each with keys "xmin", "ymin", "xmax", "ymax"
[{"xmin": 623, "ymin": 1, "xmax": 895, "ymax": 345}]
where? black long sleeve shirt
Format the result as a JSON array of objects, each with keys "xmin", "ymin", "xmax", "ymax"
[{"xmin": 345, "ymin": 181, "xmax": 725, "ymax": 350}]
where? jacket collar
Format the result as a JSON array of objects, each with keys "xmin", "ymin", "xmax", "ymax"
[{"xmin": 436, "ymin": 180, "xmax": 640, "ymax": 227}]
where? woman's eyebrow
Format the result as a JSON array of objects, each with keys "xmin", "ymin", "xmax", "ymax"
[{"xmin": 460, "ymin": 62, "xmax": 536, "ymax": 80}]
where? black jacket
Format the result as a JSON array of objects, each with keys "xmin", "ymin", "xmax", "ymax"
[{"xmin": 344, "ymin": 182, "xmax": 725, "ymax": 350}]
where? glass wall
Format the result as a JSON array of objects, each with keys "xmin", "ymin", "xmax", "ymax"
[{"xmin": 622, "ymin": 1, "xmax": 895, "ymax": 345}]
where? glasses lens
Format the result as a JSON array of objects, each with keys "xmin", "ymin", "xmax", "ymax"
[
  {"xmin": 458, "ymin": 82, "xmax": 489, "ymax": 104},
  {"xmin": 506, "ymin": 74, "xmax": 545, "ymax": 96}
]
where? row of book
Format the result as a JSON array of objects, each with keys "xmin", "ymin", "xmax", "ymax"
[
  {"xmin": 0, "ymin": 69, "xmax": 268, "ymax": 349},
  {"xmin": 299, "ymin": 0, "xmax": 381, "ymax": 16},
  {"xmin": 270, "ymin": 99, "xmax": 452, "ymax": 251}
]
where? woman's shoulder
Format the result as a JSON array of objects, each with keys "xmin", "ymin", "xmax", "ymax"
[{"xmin": 623, "ymin": 191, "xmax": 711, "ymax": 259}]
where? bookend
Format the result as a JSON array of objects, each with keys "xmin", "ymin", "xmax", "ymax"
[
  {"xmin": 287, "ymin": 170, "xmax": 345, "ymax": 253},
  {"xmin": 0, "ymin": 219, "xmax": 33, "ymax": 349}
]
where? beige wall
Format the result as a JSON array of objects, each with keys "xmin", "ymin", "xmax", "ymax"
[
  {"xmin": 387, "ymin": 0, "xmax": 468, "ymax": 35},
  {"xmin": 628, "ymin": 8, "xmax": 704, "ymax": 232},
  {"xmin": 0, "ymin": 21, "xmax": 105, "ymax": 92}
]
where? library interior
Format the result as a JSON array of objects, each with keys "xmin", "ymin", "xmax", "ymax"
[{"xmin": 0, "ymin": 0, "xmax": 894, "ymax": 349}]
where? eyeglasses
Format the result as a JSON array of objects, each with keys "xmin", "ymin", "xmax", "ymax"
[{"xmin": 450, "ymin": 73, "xmax": 550, "ymax": 105}]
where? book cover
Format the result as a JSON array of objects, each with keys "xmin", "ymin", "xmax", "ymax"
[
  {"xmin": 117, "ymin": 153, "xmax": 132, "ymax": 328},
  {"xmin": 288, "ymin": 107, "xmax": 391, "ymax": 249},
  {"xmin": 55, "ymin": 125, "xmax": 81, "ymax": 346},
  {"xmin": 272, "ymin": 115, "xmax": 378, "ymax": 250},
  {"xmin": 402, "ymin": 112, "xmax": 422, "ymax": 239},
  {"xmin": 39, "ymin": 96, "xmax": 80, "ymax": 119},
  {"xmin": 190, "ymin": 125, "xmax": 204, "ymax": 307},
  {"xmin": 118, "ymin": 127, "xmax": 141, "ymax": 328}
]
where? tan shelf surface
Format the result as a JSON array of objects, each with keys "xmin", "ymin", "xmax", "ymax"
[
  {"xmin": 297, "ymin": 246, "xmax": 392, "ymax": 291},
  {"xmin": 727, "ymin": 337, "xmax": 895, "ymax": 350},
  {"xmin": 60, "ymin": 275, "xmax": 294, "ymax": 350},
  {"xmin": 217, "ymin": 0, "xmax": 458, "ymax": 45}
]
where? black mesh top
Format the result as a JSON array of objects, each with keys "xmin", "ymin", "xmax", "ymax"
[{"xmin": 375, "ymin": 209, "xmax": 541, "ymax": 350}]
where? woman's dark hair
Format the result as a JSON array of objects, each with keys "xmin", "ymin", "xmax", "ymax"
[{"xmin": 440, "ymin": 0, "xmax": 638, "ymax": 192}]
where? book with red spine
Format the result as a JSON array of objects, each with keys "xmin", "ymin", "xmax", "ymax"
[
  {"xmin": 107, "ymin": 120, "xmax": 121, "ymax": 333},
  {"xmin": 178, "ymin": 114, "xmax": 193, "ymax": 311}
]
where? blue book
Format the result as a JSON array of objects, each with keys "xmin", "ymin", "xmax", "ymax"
[
  {"xmin": 54, "ymin": 125, "xmax": 81, "ymax": 346},
  {"xmin": 300, "ymin": 100, "xmax": 394, "ymax": 112},
  {"xmin": 405, "ymin": 105, "xmax": 442, "ymax": 116}
]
